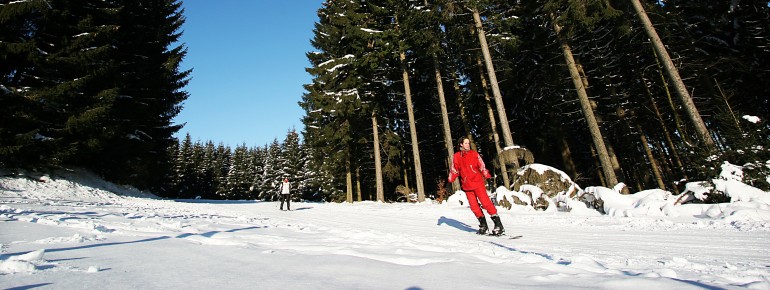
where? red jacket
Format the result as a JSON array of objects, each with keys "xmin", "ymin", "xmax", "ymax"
[{"xmin": 448, "ymin": 149, "xmax": 491, "ymax": 191}]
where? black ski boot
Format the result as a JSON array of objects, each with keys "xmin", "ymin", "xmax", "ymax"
[
  {"xmin": 490, "ymin": 215, "xmax": 505, "ymax": 236},
  {"xmin": 477, "ymin": 216, "xmax": 489, "ymax": 235}
]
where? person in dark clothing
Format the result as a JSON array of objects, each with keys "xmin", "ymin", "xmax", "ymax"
[{"xmin": 278, "ymin": 178, "xmax": 291, "ymax": 211}]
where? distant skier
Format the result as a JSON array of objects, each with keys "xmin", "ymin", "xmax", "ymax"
[
  {"xmin": 278, "ymin": 178, "xmax": 291, "ymax": 211},
  {"xmin": 448, "ymin": 137, "xmax": 505, "ymax": 235}
]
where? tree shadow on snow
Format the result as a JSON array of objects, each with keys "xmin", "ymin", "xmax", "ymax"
[
  {"xmin": 0, "ymin": 187, "xmax": 24, "ymax": 192},
  {"xmin": 485, "ymin": 243, "xmax": 728, "ymax": 289},
  {"xmin": 488, "ymin": 241, "xmax": 558, "ymax": 261},
  {"xmin": 5, "ymin": 283, "xmax": 53, "ymax": 290},
  {"xmin": 173, "ymin": 199, "xmax": 260, "ymax": 204},
  {"xmin": 0, "ymin": 226, "xmax": 265, "ymax": 258},
  {"xmin": 619, "ymin": 272, "xmax": 730, "ymax": 290},
  {"xmin": 436, "ymin": 216, "xmax": 476, "ymax": 233},
  {"xmin": 46, "ymin": 257, "xmax": 86, "ymax": 262}
]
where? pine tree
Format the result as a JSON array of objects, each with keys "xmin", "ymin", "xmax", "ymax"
[
  {"xmin": 257, "ymin": 140, "xmax": 283, "ymax": 200},
  {"xmin": 214, "ymin": 143, "xmax": 232, "ymax": 198},
  {"xmin": 628, "ymin": 0, "xmax": 714, "ymax": 151},
  {"xmin": 281, "ymin": 129, "xmax": 305, "ymax": 197},
  {"xmin": 248, "ymin": 146, "xmax": 266, "ymax": 199},
  {"xmin": 197, "ymin": 141, "xmax": 218, "ymax": 199},
  {"xmin": 0, "ymin": 0, "xmax": 122, "ymax": 169},
  {"xmin": 0, "ymin": 0, "xmax": 53, "ymax": 168},
  {"xmin": 302, "ymin": 0, "xmax": 380, "ymax": 202},
  {"xmin": 173, "ymin": 133, "xmax": 196, "ymax": 198},
  {"xmin": 0, "ymin": 0, "xmax": 189, "ymax": 193},
  {"xmin": 543, "ymin": 0, "xmax": 623, "ymax": 187},
  {"xmin": 222, "ymin": 144, "xmax": 253, "ymax": 199},
  {"xmin": 296, "ymin": 139, "xmax": 317, "ymax": 200},
  {"xmin": 99, "ymin": 0, "xmax": 190, "ymax": 190}
]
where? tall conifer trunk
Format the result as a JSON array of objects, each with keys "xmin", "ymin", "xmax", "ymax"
[
  {"xmin": 630, "ymin": 0, "xmax": 714, "ymax": 150},
  {"xmin": 399, "ymin": 51, "xmax": 425, "ymax": 202},
  {"xmin": 372, "ymin": 111, "xmax": 384, "ymax": 202},
  {"xmin": 346, "ymin": 157, "xmax": 353, "ymax": 203},
  {"xmin": 591, "ymin": 146, "xmax": 608, "ymax": 187},
  {"xmin": 643, "ymin": 77, "xmax": 687, "ymax": 180},
  {"xmin": 403, "ymin": 164, "xmax": 410, "ymax": 191},
  {"xmin": 396, "ymin": 15, "xmax": 425, "ymax": 202},
  {"xmin": 425, "ymin": 0, "xmax": 458, "ymax": 193},
  {"xmin": 355, "ymin": 167, "xmax": 362, "ymax": 201},
  {"xmin": 586, "ymin": 68, "xmax": 624, "ymax": 181},
  {"xmin": 618, "ymin": 107, "xmax": 666, "ymax": 190},
  {"xmin": 552, "ymin": 15, "xmax": 619, "ymax": 186},
  {"xmin": 472, "ymin": 9, "xmax": 517, "ymax": 161},
  {"xmin": 652, "ymin": 47, "xmax": 694, "ymax": 147},
  {"xmin": 477, "ymin": 55, "xmax": 510, "ymax": 188},
  {"xmin": 452, "ymin": 74, "xmax": 476, "ymax": 150},
  {"xmin": 433, "ymin": 56, "xmax": 458, "ymax": 192},
  {"xmin": 559, "ymin": 134, "xmax": 579, "ymax": 179},
  {"xmin": 641, "ymin": 131, "xmax": 666, "ymax": 190}
]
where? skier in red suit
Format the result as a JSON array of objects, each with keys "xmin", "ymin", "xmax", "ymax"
[{"xmin": 448, "ymin": 137, "xmax": 505, "ymax": 235}]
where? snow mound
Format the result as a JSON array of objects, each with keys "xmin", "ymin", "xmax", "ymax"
[
  {"xmin": 1, "ymin": 168, "xmax": 158, "ymax": 204},
  {"xmin": 581, "ymin": 186, "xmax": 675, "ymax": 217},
  {"xmin": 0, "ymin": 249, "xmax": 45, "ymax": 273},
  {"xmin": 485, "ymin": 162, "xmax": 770, "ymax": 222}
]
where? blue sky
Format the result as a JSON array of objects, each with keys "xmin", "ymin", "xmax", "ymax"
[{"xmin": 173, "ymin": 1, "xmax": 324, "ymax": 147}]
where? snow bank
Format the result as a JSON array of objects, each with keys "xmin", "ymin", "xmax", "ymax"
[
  {"xmin": 0, "ymin": 168, "xmax": 157, "ymax": 203},
  {"xmin": 2, "ymin": 167, "xmax": 769, "ymax": 289},
  {"xmin": 479, "ymin": 162, "xmax": 770, "ymax": 222},
  {"xmin": 0, "ymin": 249, "xmax": 44, "ymax": 273}
]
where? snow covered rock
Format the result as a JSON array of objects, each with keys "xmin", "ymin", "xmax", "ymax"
[
  {"xmin": 512, "ymin": 164, "xmax": 580, "ymax": 199},
  {"xmin": 502, "ymin": 164, "xmax": 581, "ymax": 211},
  {"xmin": 675, "ymin": 162, "xmax": 770, "ymax": 205},
  {"xmin": 579, "ymin": 186, "xmax": 675, "ymax": 217}
]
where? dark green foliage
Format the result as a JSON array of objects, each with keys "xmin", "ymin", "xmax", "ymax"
[
  {"xmin": 98, "ymin": 0, "xmax": 190, "ymax": 191},
  {"xmin": 223, "ymin": 144, "xmax": 254, "ymax": 199},
  {"xmin": 659, "ymin": 0, "xmax": 770, "ymax": 122},
  {"xmin": 298, "ymin": 0, "xmax": 769, "ymax": 201},
  {"xmin": 259, "ymin": 140, "xmax": 283, "ymax": 199},
  {"xmin": 0, "ymin": 0, "xmax": 189, "ymax": 193},
  {"xmin": 695, "ymin": 114, "xmax": 770, "ymax": 191},
  {"xmin": 3, "ymin": 0, "xmax": 767, "ymax": 200},
  {"xmin": 281, "ymin": 130, "xmax": 311, "ymax": 200},
  {"xmin": 1, "ymin": 0, "xmax": 121, "ymax": 168},
  {"xmin": 301, "ymin": 0, "xmax": 398, "ymax": 201},
  {"xmin": 164, "ymin": 130, "xmax": 316, "ymax": 201}
]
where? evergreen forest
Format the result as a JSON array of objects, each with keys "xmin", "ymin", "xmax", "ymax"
[
  {"xmin": 2, "ymin": 0, "xmax": 769, "ymax": 202},
  {"xmin": 300, "ymin": 0, "xmax": 770, "ymax": 202},
  {"xmin": 1, "ymin": 0, "xmax": 189, "ymax": 192}
]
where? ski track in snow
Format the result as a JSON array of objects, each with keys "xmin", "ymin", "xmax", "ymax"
[{"xmin": 1, "ymin": 176, "xmax": 770, "ymax": 289}]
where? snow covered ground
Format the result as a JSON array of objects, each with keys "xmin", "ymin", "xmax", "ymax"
[{"xmin": 1, "ymin": 169, "xmax": 769, "ymax": 289}]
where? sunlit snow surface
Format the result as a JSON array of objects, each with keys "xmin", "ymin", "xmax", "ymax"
[{"xmin": 1, "ymin": 169, "xmax": 769, "ymax": 289}]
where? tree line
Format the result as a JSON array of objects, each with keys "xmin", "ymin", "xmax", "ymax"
[
  {"xmin": 301, "ymin": 0, "xmax": 770, "ymax": 203},
  {"xmin": 166, "ymin": 130, "xmax": 336, "ymax": 201}
]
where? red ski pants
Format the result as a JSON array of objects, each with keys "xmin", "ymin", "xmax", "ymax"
[{"xmin": 465, "ymin": 188, "xmax": 497, "ymax": 218}]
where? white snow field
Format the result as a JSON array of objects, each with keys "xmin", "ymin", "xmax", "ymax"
[{"xmin": 1, "ymin": 169, "xmax": 769, "ymax": 289}]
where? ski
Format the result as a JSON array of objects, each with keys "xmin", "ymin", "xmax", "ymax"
[{"xmin": 481, "ymin": 233, "xmax": 522, "ymax": 239}]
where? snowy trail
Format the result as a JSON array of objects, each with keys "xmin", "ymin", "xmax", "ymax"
[{"xmin": 2, "ymin": 184, "xmax": 770, "ymax": 289}]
